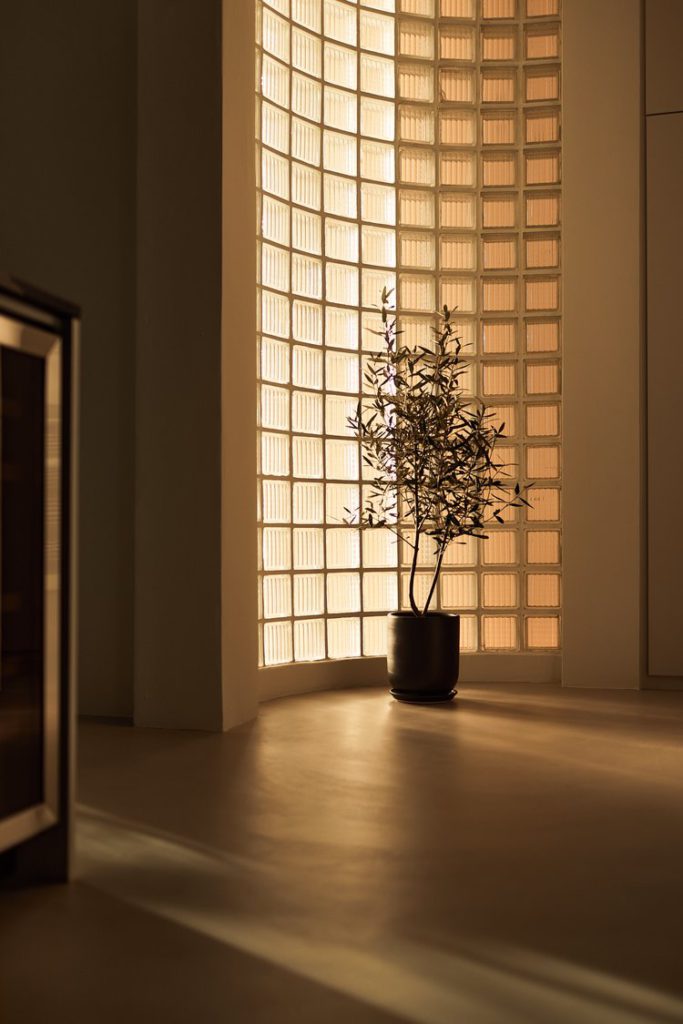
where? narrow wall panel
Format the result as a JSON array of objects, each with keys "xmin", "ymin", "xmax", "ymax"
[
  {"xmin": 646, "ymin": 0, "xmax": 683, "ymax": 115},
  {"xmin": 647, "ymin": 113, "xmax": 683, "ymax": 675}
]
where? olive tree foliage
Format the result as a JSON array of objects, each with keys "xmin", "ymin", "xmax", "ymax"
[{"xmin": 347, "ymin": 289, "xmax": 530, "ymax": 616}]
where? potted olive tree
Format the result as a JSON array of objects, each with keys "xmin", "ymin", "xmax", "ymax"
[{"xmin": 349, "ymin": 290, "xmax": 528, "ymax": 703}]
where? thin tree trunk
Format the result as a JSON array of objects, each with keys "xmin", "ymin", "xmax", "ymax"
[
  {"xmin": 423, "ymin": 542, "xmax": 446, "ymax": 615},
  {"xmin": 408, "ymin": 490, "xmax": 421, "ymax": 615}
]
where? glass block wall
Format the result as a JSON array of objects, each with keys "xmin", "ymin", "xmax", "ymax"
[{"xmin": 256, "ymin": 0, "xmax": 561, "ymax": 666}]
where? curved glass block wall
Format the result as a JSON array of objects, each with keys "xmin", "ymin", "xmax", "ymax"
[{"xmin": 256, "ymin": 0, "xmax": 561, "ymax": 666}]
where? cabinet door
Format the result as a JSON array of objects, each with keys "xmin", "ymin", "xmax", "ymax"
[{"xmin": 647, "ymin": 113, "xmax": 683, "ymax": 675}]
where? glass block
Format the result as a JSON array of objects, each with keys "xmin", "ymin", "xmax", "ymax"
[
  {"xmin": 482, "ymin": 615, "xmax": 517, "ymax": 651},
  {"xmin": 443, "ymin": 536, "xmax": 477, "ymax": 568},
  {"xmin": 261, "ymin": 432, "xmax": 290, "ymax": 477},
  {"xmin": 362, "ymin": 182, "xmax": 397, "ymax": 225},
  {"xmin": 262, "ymin": 150, "xmax": 289, "ymax": 200},
  {"xmin": 397, "ymin": 316, "xmax": 434, "ymax": 350},
  {"xmin": 482, "ymin": 321, "xmax": 515, "ymax": 354},
  {"xmin": 326, "ymin": 438, "xmax": 359, "ymax": 479},
  {"xmin": 399, "ymin": 148, "xmax": 435, "ymax": 186},
  {"xmin": 323, "ymin": 130, "xmax": 357, "ymax": 176},
  {"xmin": 481, "ymin": 27, "xmax": 516, "ymax": 61},
  {"xmin": 526, "ymin": 445, "xmax": 559, "ymax": 479},
  {"xmin": 292, "ymin": 73, "xmax": 321, "ymax": 122},
  {"xmin": 486, "ymin": 404, "xmax": 516, "ymax": 436},
  {"xmin": 363, "ymin": 528, "xmax": 399, "ymax": 567},
  {"xmin": 481, "ymin": 110, "xmax": 516, "ymax": 146},
  {"xmin": 293, "ymin": 482, "xmax": 324, "ymax": 524},
  {"xmin": 264, "ymin": 0, "xmax": 290, "ymax": 15},
  {"xmin": 324, "ymin": 0, "xmax": 357, "ymax": 45},
  {"xmin": 291, "ymin": 211, "xmax": 320, "ymax": 258},
  {"xmin": 262, "ymin": 102, "xmax": 289, "ymax": 154},
  {"xmin": 481, "ymin": 69, "xmax": 516, "ymax": 104},
  {"xmin": 526, "ymin": 363, "xmax": 559, "ymax": 395},
  {"xmin": 526, "ymin": 0, "xmax": 559, "ymax": 15},
  {"xmin": 399, "ymin": 20, "xmax": 435, "ymax": 60},
  {"xmin": 401, "ymin": 572, "xmax": 432, "ymax": 610},
  {"xmin": 261, "ymin": 243, "xmax": 289, "ymax": 292},
  {"xmin": 527, "ymin": 573, "xmax": 560, "ymax": 608},
  {"xmin": 439, "ymin": 113, "xmax": 474, "ymax": 152},
  {"xmin": 441, "ymin": 277, "xmax": 475, "ymax": 314},
  {"xmin": 262, "ymin": 196, "xmax": 290, "ymax": 247},
  {"xmin": 292, "ymin": 391, "xmax": 323, "ymax": 434},
  {"xmin": 494, "ymin": 444, "xmax": 519, "ymax": 478},
  {"xmin": 483, "ymin": 363, "xmax": 515, "ymax": 396},
  {"xmin": 261, "ymin": 383, "xmax": 290, "ymax": 431},
  {"xmin": 483, "ymin": 0, "xmax": 516, "ymax": 15},
  {"xmin": 325, "ymin": 219, "xmax": 360, "ymax": 263},
  {"xmin": 361, "ymin": 140, "xmax": 396, "ymax": 183},
  {"xmin": 440, "ymin": 0, "xmax": 475, "ymax": 14},
  {"xmin": 399, "ymin": 64, "xmax": 434, "ymax": 103},
  {"xmin": 363, "ymin": 615, "xmax": 388, "ymax": 656},
  {"xmin": 400, "ymin": 106, "xmax": 435, "ymax": 144},
  {"xmin": 439, "ymin": 26, "xmax": 475, "ymax": 62},
  {"xmin": 526, "ymin": 25, "xmax": 560, "ymax": 61},
  {"xmin": 292, "ymin": 119, "xmax": 321, "ymax": 168},
  {"xmin": 361, "ymin": 54, "xmax": 395, "ymax": 98},
  {"xmin": 440, "ymin": 236, "xmax": 476, "ymax": 272},
  {"xmin": 361, "ymin": 10, "xmax": 395, "ymax": 54},
  {"xmin": 292, "ymin": 254, "xmax": 322, "ymax": 299},
  {"xmin": 482, "ymin": 194, "xmax": 516, "ymax": 229},
  {"xmin": 526, "ymin": 151, "xmax": 560, "ymax": 185},
  {"xmin": 441, "ymin": 573, "xmax": 477, "ymax": 610},
  {"xmin": 527, "ymin": 530, "xmax": 560, "ymax": 564},
  {"xmin": 482, "ymin": 530, "xmax": 517, "ymax": 564},
  {"xmin": 525, "ymin": 235, "xmax": 559, "ymax": 270},
  {"xmin": 328, "ymin": 571, "xmax": 362, "ymax": 613},
  {"xmin": 526, "ymin": 487, "xmax": 559, "ymax": 522},
  {"xmin": 262, "ymin": 479, "xmax": 291, "ymax": 524},
  {"xmin": 327, "ymin": 482, "xmax": 360, "ymax": 523},
  {"xmin": 263, "ymin": 8, "xmax": 290, "ymax": 63},
  {"xmin": 294, "ymin": 618, "xmax": 326, "ymax": 661},
  {"xmin": 327, "ymin": 529, "xmax": 361, "ymax": 569},
  {"xmin": 459, "ymin": 615, "xmax": 478, "ymax": 652},
  {"xmin": 400, "ymin": 533, "xmax": 437, "ymax": 567},
  {"xmin": 527, "ymin": 616, "xmax": 559, "ymax": 649},
  {"xmin": 263, "ymin": 527, "xmax": 292, "ymax": 571},
  {"xmin": 363, "ymin": 572, "xmax": 398, "ymax": 612},
  {"xmin": 440, "ymin": 68, "xmax": 476, "ymax": 104},
  {"xmin": 292, "ymin": 163, "xmax": 321, "ymax": 211},
  {"xmin": 324, "ymin": 88, "xmax": 358, "ymax": 135},
  {"xmin": 440, "ymin": 194, "xmax": 476, "ymax": 230},
  {"xmin": 362, "ymin": 268, "xmax": 396, "ymax": 307},
  {"xmin": 482, "ymin": 152, "xmax": 516, "ymax": 187},
  {"xmin": 483, "ymin": 573, "xmax": 517, "ymax": 608},
  {"xmin": 293, "ymin": 526, "xmax": 325, "ymax": 569},
  {"xmin": 402, "ymin": 232, "xmax": 437, "ymax": 270},
  {"xmin": 292, "ymin": 345, "xmax": 323, "ymax": 389},
  {"xmin": 263, "ymin": 621, "xmax": 293, "ymax": 665},
  {"xmin": 526, "ymin": 109, "xmax": 560, "ymax": 145},
  {"xmin": 361, "ymin": 97, "xmax": 395, "ymax": 142},
  {"xmin": 262, "ymin": 55, "xmax": 290, "ymax": 109},
  {"xmin": 526, "ymin": 404, "xmax": 559, "ymax": 437},
  {"xmin": 483, "ymin": 237, "xmax": 516, "ymax": 270},
  {"xmin": 482, "ymin": 279, "xmax": 516, "ymax": 313},
  {"xmin": 525, "ymin": 67, "xmax": 560, "ymax": 102},
  {"xmin": 326, "ymin": 350, "xmax": 359, "ymax": 393},
  {"xmin": 293, "ymin": 28, "xmax": 322, "ymax": 78},
  {"xmin": 324, "ymin": 42, "xmax": 357, "ymax": 90},
  {"xmin": 526, "ymin": 193, "xmax": 560, "ymax": 228},
  {"xmin": 325, "ymin": 394, "xmax": 356, "ymax": 436},
  {"xmin": 292, "ymin": 300, "xmax": 322, "ymax": 345},
  {"xmin": 292, "ymin": 435, "xmax": 324, "ymax": 478},
  {"xmin": 326, "ymin": 262, "xmax": 359, "ymax": 306},
  {"xmin": 263, "ymin": 574, "xmax": 292, "ymax": 619},
  {"xmin": 441, "ymin": 151, "xmax": 476, "ymax": 187},
  {"xmin": 526, "ymin": 278, "xmax": 559, "ymax": 312},
  {"xmin": 523, "ymin": 326, "xmax": 558, "ymax": 361},
  {"xmin": 362, "ymin": 225, "xmax": 397, "ymax": 267},
  {"xmin": 293, "ymin": 0, "xmax": 322, "ymax": 33},
  {"xmin": 324, "ymin": 173, "xmax": 357, "ymax": 218},
  {"xmin": 327, "ymin": 616, "xmax": 361, "ymax": 658},
  {"xmin": 400, "ymin": 189, "xmax": 435, "ymax": 228},
  {"xmin": 402, "ymin": 0, "xmax": 434, "ymax": 13},
  {"xmin": 400, "ymin": 273, "xmax": 435, "ymax": 312},
  {"xmin": 324, "ymin": 308, "xmax": 358, "ymax": 352},
  {"xmin": 363, "ymin": 0, "xmax": 397, "ymax": 8},
  {"xmin": 261, "ymin": 336, "xmax": 290, "ymax": 383}
]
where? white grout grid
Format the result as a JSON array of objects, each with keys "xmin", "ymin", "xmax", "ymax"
[{"xmin": 256, "ymin": 0, "xmax": 561, "ymax": 666}]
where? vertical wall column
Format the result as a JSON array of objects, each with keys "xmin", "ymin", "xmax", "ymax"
[{"xmin": 136, "ymin": 0, "xmax": 258, "ymax": 729}]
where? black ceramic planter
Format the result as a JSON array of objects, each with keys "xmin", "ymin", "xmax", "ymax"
[{"xmin": 387, "ymin": 612, "xmax": 460, "ymax": 703}]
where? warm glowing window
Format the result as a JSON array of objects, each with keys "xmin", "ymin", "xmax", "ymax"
[{"xmin": 256, "ymin": 0, "xmax": 561, "ymax": 665}]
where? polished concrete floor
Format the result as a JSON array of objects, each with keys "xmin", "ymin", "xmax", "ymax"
[{"xmin": 2, "ymin": 683, "xmax": 683, "ymax": 1023}]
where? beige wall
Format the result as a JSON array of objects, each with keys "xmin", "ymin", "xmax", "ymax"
[
  {"xmin": 563, "ymin": 0, "xmax": 644, "ymax": 688},
  {"xmin": 0, "ymin": 1, "xmax": 137, "ymax": 717}
]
